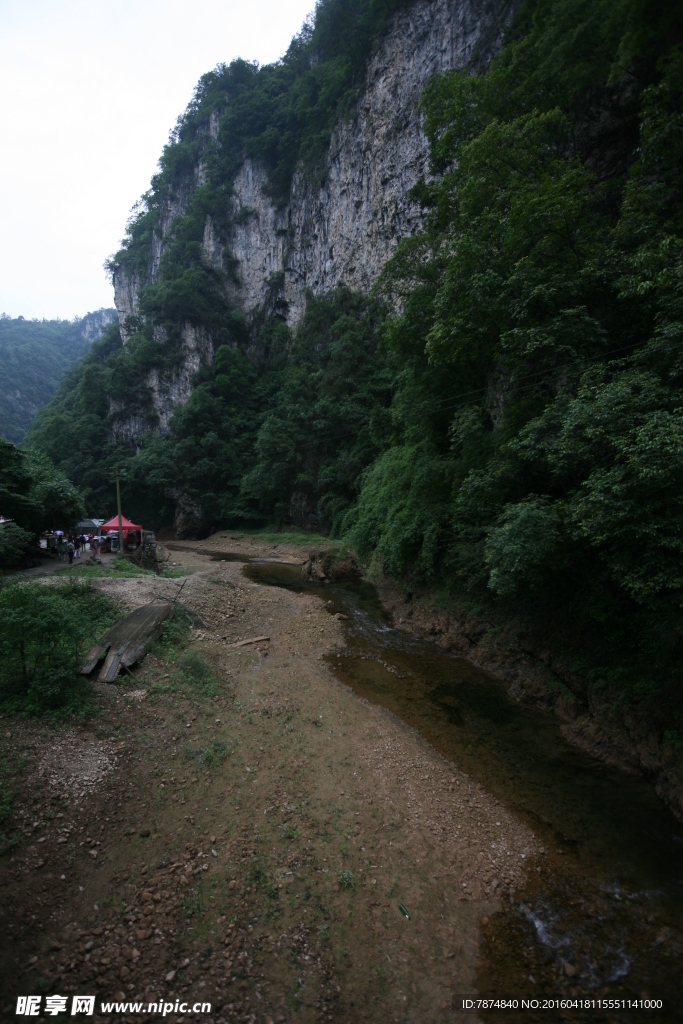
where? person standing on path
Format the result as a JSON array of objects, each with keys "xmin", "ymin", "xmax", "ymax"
[
  {"xmin": 67, "ymin": 537, "xmax": 74, "ymax": 564},
  {"xmin": 57, "ymin": 536, "xmax": 66, "ymax": 561},
  {"xmin": 74, "ymin": 534, "xmax": 81, "ymax": 558}
]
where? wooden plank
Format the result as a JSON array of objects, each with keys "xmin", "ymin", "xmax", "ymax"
[
  {"xmin": 81, "ymin": 643, "xmax": 107, "ymax": 675},
  {"xmin": 82, "ymin": 602, "xmax": 174, "ymax": 680},
  {"xmin": 101, "ymin": 603, "xmax": 173, "ymax": 649},
  {"xmin": 227, "ymin": 635, "xmax": 270, "ymax": 648},
  {"xmin": 99, "ymin": 648, "xmax": 121, "ymax": 683}
]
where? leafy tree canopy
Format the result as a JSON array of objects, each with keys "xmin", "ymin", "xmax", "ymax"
[{"xmin": 348, "ymin": 0, "xmax": 683, "ymax": 710}]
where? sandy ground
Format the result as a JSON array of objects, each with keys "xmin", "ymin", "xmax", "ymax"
[{"xmin": 0, "ymin": 537, "xmax": 537, "ymax": 1023}]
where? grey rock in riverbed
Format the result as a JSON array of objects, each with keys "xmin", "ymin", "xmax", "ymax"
[{"xmin": 301, "ymin": 551, "xmax": 360, "ymax": 584}]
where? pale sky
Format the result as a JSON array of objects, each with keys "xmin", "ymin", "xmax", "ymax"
[{"xmin": 0, "ymin": 0, "xmax": 315, "ymax": 320}]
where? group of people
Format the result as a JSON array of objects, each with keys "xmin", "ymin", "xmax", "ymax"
[{"xmin": 56, "ymin": 532, "xmax": 99, "ymax": 564}]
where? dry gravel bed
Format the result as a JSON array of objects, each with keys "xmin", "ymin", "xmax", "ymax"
[{"xmin": 0, "ymin": 540, "xmax": 539, "ymax": 1024}]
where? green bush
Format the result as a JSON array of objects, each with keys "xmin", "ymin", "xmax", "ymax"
[
  {"xmin": 0, "ymin": 522, "xmax": 34, "ymax": 570},
  {"xmin": 484, "ymin": 497, "xmax": 564, "ymax": 597},
  {"xmin": 0, "ymin": 581, "xmax": 117, "ymax": 716}
]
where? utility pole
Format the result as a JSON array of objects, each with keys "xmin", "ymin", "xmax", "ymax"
[{"xmin": 115, "ymin": 466, "xmax": 124, "ymax": 557}]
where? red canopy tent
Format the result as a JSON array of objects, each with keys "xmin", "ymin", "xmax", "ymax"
[{"xmin": 100, "ymin": 515, "xmax": 142, "ymax": 539}]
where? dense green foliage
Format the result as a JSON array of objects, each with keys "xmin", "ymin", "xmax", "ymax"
[
  {"xmin": 28, "ymin": 0, "xmax": 683, "ymax": 741},
  {"xmin": 0, "ymin": 523, "xmax": 34, "ymax": 571},
  {"xmin": 30, "ymin": 289, "xmax": 392, "ymax": 533},
  {"xmin": 0, "ymin": 310, "xmax": 116, "ymax": 442},
  {"xmin": 0, "ymin": 439, "xmax": 85, "ymax": 569},
  {"xmin": 242, "ymin": 290, "xmax": 393, "ymax": 532},
  {"xmin": 348, "ymin": 0, "xmax": 683, "ymax": 711},
  {"xmin": 0, "ymin": 581, "xmax": 118, "ymax": 716},
  {"xmin": 28, "ymin": 320, "xmax": 163, "ymax": 520}
]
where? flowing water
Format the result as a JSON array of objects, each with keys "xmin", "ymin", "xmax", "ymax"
[{"xmin": 225, "ymin": 555, "xmax": 682, "ymax": 1021}]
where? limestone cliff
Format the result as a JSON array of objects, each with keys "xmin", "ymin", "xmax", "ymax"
[
  {"xmin": 227, "ymin": 0, "xmax": 507, "ymax": 323},
  {"xmin": 113, "ymin": 0, "xmax": 510, "ymax": 419}
]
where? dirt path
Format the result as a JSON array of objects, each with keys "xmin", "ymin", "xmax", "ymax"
[
  {"xmin": 0, "ymin": 538, "xmax": 536, "ymax": 1023},
  {"xmin": 14, "ymin": 552, "xmax": 119, "ymax": 579}
]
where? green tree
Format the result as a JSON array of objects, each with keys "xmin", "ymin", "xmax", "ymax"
[
  {"xmin": 243, "ymin": 288, "xmax": 393, "ymax": 532},
  {"xmin": 349, "ymin": 0, "xmax": 683, "ymax": 714},
  {"xmin": 0, "ymin": 440, "xmax": 86, "ymax": 567}
]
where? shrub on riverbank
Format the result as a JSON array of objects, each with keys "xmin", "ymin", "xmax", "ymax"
[{"xmin": 0, "ymin": 581, "xmax": 118, "ymax": 717}]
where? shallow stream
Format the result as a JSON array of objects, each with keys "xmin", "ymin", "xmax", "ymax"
[{"xmin": 226, "ymin": 555, "xmax": 682, "ymax": 1021}]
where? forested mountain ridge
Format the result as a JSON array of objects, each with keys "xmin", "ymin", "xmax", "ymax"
[
  {"xmin": 27, "ymin": 0, "xmax": 683, "ymax": 801},
  {"xmin": 0, "ymin": 309, "xmax": 117, "ymax": 442}
]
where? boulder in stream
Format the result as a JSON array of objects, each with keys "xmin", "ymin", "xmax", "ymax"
[{"xmin": 301, "ymin": 549, "xmax": 360, "ymax": 583}]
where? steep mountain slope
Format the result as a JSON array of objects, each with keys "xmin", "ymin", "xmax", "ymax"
[
  {"xmin": 27, "ymin": 0, "xmax": 514, "ymax": 525},
  {"xmin": 0, "ymin": 309, "xmax": 117, "ymax": 442}
]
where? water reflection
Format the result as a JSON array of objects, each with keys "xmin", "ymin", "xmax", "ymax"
[{"xmin": 242, "ymin": 559, "xmax": 683, "ymax": 1021}]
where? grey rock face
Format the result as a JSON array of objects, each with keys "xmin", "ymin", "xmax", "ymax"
[
  {"xmin": 111, "ymin": 0, "xmax": 509, "ymax": 429},
  {"xmin": 113, "ymin": 270, "xmax": 142, "ymax": 344},
  {"xmin": 229, "ymin": 0, "xmax": 508, "ymax": 323},
  {"xmin": 301, "ymin": 549, "xmax": 361, "ymax": 583},
  {"xmin": 78, "ymin": 308, "xmax": 118, "ymax": 341},
  {"xmin": 147, "ymin": 325, "xmax": 214, "ymax": 432},
  {"xmin": 164, "ymin": 488, "xmax": 206, "ymax": 538}
]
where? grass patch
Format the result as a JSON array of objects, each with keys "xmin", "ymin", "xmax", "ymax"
[
  {"xmin": 149, "ymin": 606, "xmax": 200, "ymax": 664},
  {"xmin": 337, "ymin": 869, "xmax": 354, "ymax": 890},
  {"xmin": 0, "ymin": 580, "xmax": 119, "ymax": 718},
  {"xmin": 171, "ymin": 649, "xmax": 217, "ymax": 696},
  {"xmin": 183, "ymin": 738, "xmax": 230, "ymax": 771},
  {"xmin": 61, "ymin": 558, "xmax": 156, "ymax": 579},
  {"xmin": 246, "ymin": 862, "xmax": 277, "ymax": 899},
  {"xmin": 62, "ymin": 560, "xmax": 191, "ymax": 581},
  {"xmin": 280, "ymin": 823, "xmax": 300, "ymax": 842}
]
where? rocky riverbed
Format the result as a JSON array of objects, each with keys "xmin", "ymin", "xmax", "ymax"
[{"xmin": 0, "ymin": 539, "xmax": 536, "ymax": 1023}]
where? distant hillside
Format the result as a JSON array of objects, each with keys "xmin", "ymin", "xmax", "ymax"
[{"xmin": 0, "ymin": 308, "xmax": 117, "ymax": 442}]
